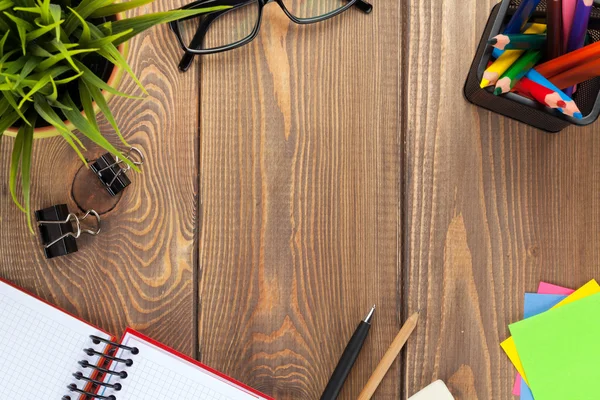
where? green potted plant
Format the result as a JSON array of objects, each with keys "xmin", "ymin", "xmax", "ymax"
[{"xmin": 0, "ymin": 0, "xmax": 227, "ymax": 231}]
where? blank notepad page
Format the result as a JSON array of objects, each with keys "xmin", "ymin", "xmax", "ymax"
[
  {"xmin": 100, "ymin": 332, "xmax": 269, "ymax": 400},
  {"xmin": 0, "ymin": 280, "xmax": 112, "ymax": 400}
]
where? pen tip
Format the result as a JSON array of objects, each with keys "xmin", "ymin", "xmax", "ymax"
[{"xmin": 364, "ymin": 305, "xmax": 376, "ymax": 323}]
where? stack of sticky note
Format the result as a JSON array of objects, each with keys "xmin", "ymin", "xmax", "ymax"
[{"xmin": 501, "ymin": 279, "xmax": 600, "ymax": 399}]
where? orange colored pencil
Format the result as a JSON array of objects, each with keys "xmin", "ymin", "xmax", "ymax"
[
  {"xmin": 536, "ymin": 40, "xmax": 600, "ymax": 78},
  {"xmin": 549, "ymin": 57, "xmax": 600, "ymax": 89}
]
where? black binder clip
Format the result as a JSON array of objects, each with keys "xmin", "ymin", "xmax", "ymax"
[
  {"xmin": 90, "ymin": 147, "xmax": 144, "ymax": 196},
  {"xmin": 35, "ymin": 204, "xmax": 101, "ymax": 259}
]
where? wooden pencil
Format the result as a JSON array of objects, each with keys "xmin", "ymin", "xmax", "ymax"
[
  {"xmin": 549, "ymin": 57, "xmax": 600, "ymax": 89},
  {"xmin": 488, "ymin": 34, "xmax": 546, "ymax": 50},
  {"xmin": 514, "ymin": 77, "xmax": 568, "ymax": 109},
  {"xmin": 526, "ymin": 69, "xmax": 583, "ymax": 118},
  {"xmin": 494, "ymin": 50, "xmax": 543, "ymax": 95},
  {"xmin": 566, "ymin": 0, "xmax": 593, "ymax": 53},
  {"xmin": 357, "ymin": 312, "xmax": 420, "ymax": 400},
  {"xmin": 535, "ymin": 41, "xmax": 600, "ymax": 78},
  {"xmin": 547, "ymin": 0, "xmax": 564, "ymax": 59},
  {"xmin": 480, "ymin": 24, "xmax": 547, "ymax": 88},
  {"xmin": 563, "ymin": 0, "xmax": 577, "ymax": 48},
  {"xmin": 504, "ymin": 0, "xmax": 543, "ymax": 33}
]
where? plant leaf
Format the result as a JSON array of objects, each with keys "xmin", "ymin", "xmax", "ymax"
[
  {"xmin": 83, "ymin": 78, "xmax": 128, "ymax": 145},
  {"xmin": 62, "ymin": 92, "xmax": 137, "ymax": 171},
  {"xmin": 35, "ymin": 47, "xmax": 98, "ymax": 71},
  {"xmin": 0, "ymin": 30, "xmax": 9, "ymax": 58},
  {"xmin": 106, "ymin": 7, "xmax": 231, "ymax": 46},
  {"xmin": 90, "ymin": 0, "xmax": 154, "ymax": 18},
  {"xmin": 64, "ymin": 0, "xmax": 112, "ymax": 34},
  {"xmin": 26, "ymin": 19, "xmax": 63, "ymax": 41},
  {"xmin": 4, "ymin": 12, "xmax": 32, "ymax": 54},
  {"xmin": 19, "ymin": 74, "xmax": 50, "ymax": 107},
  {"xmin": 20, "ymin": 114, "xmax": 35, "ymax": 233},
  {"xmin": 67, "ymin": 6, "xmax": 90, "ymax": 43},
  {"xmin": 9, "ymin": 121, "xmax": 26, "ymax": 212},
  {"xmin": 74, "ymin": 59, "xmax": 142, "ymax": 99},
  {"xmin": 2, "ymin": 91, "xmax": 30, "ymax": 125},
  {"xmin": 78, "ymin": 79, "xmax": 97, "ymax": 130},
  {"xmin": 33, "ymin": 94, "xmax": 87, "ymax": 163}
]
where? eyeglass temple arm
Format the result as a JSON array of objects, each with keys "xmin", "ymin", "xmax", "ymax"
[
  {"xmin": 353, "ymin": 0, "xmax": 372, "ymax": 14},
  {"xmin": 179, "ymin": 13, "xmax": 220, "ymax": 72}
]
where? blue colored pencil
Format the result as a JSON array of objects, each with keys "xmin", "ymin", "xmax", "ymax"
[
  {"xmin": 526, "ymin": 69, "xmax": 583, "ymax": 118},
  {"xmin": 504, "ymin": 0, "xmax": 543, "ymax": 33}
]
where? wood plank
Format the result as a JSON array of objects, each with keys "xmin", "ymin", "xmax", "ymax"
[
  {"xmin": 198, "ymin": 1, "xmax": 402, "ymax": 398},
  {"xmin": 405, "ymin": 1, "xmax": 600, "ymax": 398},
  {"xmin": 0, "ymin": 0, "xmax": 198, "ymax": 355}
]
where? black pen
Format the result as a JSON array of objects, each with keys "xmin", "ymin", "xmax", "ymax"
[{"xmin": 320, "ymin": 305, "xmax": 376, "ymax": 400}]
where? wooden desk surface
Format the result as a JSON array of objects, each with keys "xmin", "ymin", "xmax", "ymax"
[{"xmin": 0, "ymin": 0, "xmax": 598, "ymax": 398}]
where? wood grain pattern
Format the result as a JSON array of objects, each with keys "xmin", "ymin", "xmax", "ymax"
[
  {"xmin": 197, "ymin": 2, "xmax": 402, "ymax": 399},
  {"xmin": 0, "ymin": 0, "xmax": 198, "ymax": 355},
  {"xmin": 405, "ymin": 1, "xmax": 600, "ymax": 399}
]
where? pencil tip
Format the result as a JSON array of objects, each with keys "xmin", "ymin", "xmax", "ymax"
[
  {"xmin": 493, "ymin": 87, "xmax": 503, "ymax": 96},
  {"xmin": 557, "ymin": 100, "xmax": 567, "ymax": 108},
  {"xmin": 487, "ymin": 38, "xmax": 498, "ymax": 45},
  {"xmin": 480, "ymin": 80, "xmax": 490, "ymax": 89},
  {"xmin": 574, "ymin": 112, "xmax": 583, "ymax": 119}
]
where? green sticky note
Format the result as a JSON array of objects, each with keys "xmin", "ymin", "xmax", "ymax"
[{"xmin": 509, "ymin": 292, "xmax": 600, "ymax": 400}]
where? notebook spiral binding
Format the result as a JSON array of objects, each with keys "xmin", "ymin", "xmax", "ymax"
[{"xmin": 62, "ymin": 335, "xmax": 139, "ymax": 400}]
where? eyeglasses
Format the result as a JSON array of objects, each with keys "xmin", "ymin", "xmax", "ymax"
[{"xmin": 169, "ymin": 0, "xmax": 373, "ymax": 72}]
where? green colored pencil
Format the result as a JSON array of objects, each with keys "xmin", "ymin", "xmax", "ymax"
[
  {"xmin": 494, "ymin": 50, "xmax": 543, "ymax": 95},
  {"xmin": 488, "ymin": 34, "xmax": 547, "ymax": 50}
]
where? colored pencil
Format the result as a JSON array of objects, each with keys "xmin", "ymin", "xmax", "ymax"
[
  {"xmin": 566, "ymin": 0, "xmax": 593, "ymax": 53},
  {"xmin": 535, "ymin": 41, "xmax": 600, "ymax": 78},
  {"xmin": 488, "ymin": 34, "xmax": 546, "ymax": 50},
  {"xmin": 565, "ymin": 0, "xmax": 593, "ymax": 96},
  {"xmin": 549, "ymin": 57, "xmax": 600, "ymax": 89},
  {"xmin": 494, "ymin": 50, "xmax": 543, "ymax": 95},
  {"xmin": 481, "ymin": 24, "xmax": 547, "ymax": 88},
  {"xmin": 503, "ymin": 0, "xmax": 543, "ymax": 34},
  {"xmin": 492, "ymin": 23, "xmax": 547, "ymax": 59},
  {"xmin": 526, "ymin": 69, "xmax": 583, "ymax": 118},
  {"xmin": 514, "ymin": 77, "xmax": 568, "ymax": 108},
  {"xmin": 547, "ymin": 0, "xmax": 564, "ymax": 59},
  {"xmin": 562, "ymin": 0, "xmax": 577, "ymax": 48}
]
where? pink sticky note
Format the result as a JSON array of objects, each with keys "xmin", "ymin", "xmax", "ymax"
[
  {"xmin": 537, "ymin": 282, "xmax": 575, "ymax": 296},
  {"xmin": 513, "ymin": 374, "xmax": 521, "ymax": 395},
  {"xmin": 512, "ymin": 282, "xmax": 575, "ymax": 396}
]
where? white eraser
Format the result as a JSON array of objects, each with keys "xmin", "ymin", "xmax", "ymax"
[{"xmin": 408, "ymin": 380, "xmax": 454, "ymax": 400}]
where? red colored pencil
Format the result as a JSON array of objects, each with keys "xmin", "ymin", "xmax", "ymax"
[
  {"xmin": 535, "ymin": 40, "xmax": 600, "ymax": 78},
  {"xmin": 514, "ymin": 77, "xmax": 568, "ymax": 109},
  {"xmin": 549, "ymin": 57, "xmax": 600, "ymax": 89}
]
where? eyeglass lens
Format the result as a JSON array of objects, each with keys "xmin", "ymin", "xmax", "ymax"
[{"xmin": 178, "ymin": 0, "xmax": 354, "ymax": 52}]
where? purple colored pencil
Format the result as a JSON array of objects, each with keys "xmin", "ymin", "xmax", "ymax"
[{"xmin": 567, "ymin": 0, "xmax": 593, "ymax": 53}]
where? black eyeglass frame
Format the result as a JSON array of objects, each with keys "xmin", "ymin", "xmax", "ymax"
[{"xmin": 169, "ymin": 0, "xmax": 373, "ymax": 70}]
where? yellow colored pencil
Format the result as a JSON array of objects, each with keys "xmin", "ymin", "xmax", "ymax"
[{"xmin": 480, "ymin": 23, "xmax": 546, "ymax": 88}]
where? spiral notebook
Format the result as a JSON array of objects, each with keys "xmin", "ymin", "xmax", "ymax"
[{"xmin": 0, "ymin": 278, "xmax": 273, "ymax": 400}]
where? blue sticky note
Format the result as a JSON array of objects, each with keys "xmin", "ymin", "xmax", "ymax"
[
  {"xmin": 519, "ymin": 293, "xmax": 567, "ymax": 400},
  {"xmin": 521, "ymin": 377, "xmax": 534, "ymax": 400},
  {"xmin": 523, "ymin": 293, "xmax": 567, "ymax": 319}
]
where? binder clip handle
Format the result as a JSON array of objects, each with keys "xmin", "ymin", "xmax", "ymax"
[
  {"xmin": 92, "ymin": 147, "xmax": 144, "ymax": 196},
  {"xmin": 38, "ymin": 210, "xmax": 101, "ymax": 249}
]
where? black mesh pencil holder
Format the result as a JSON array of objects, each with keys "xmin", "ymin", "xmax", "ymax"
[
  {"xmin": 464, "ymin": 0, "xmax": 600, "ymax": 133},
  {"xmin": 62, "ymin": 336, "xmax": 139, "ymax": 400}
]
